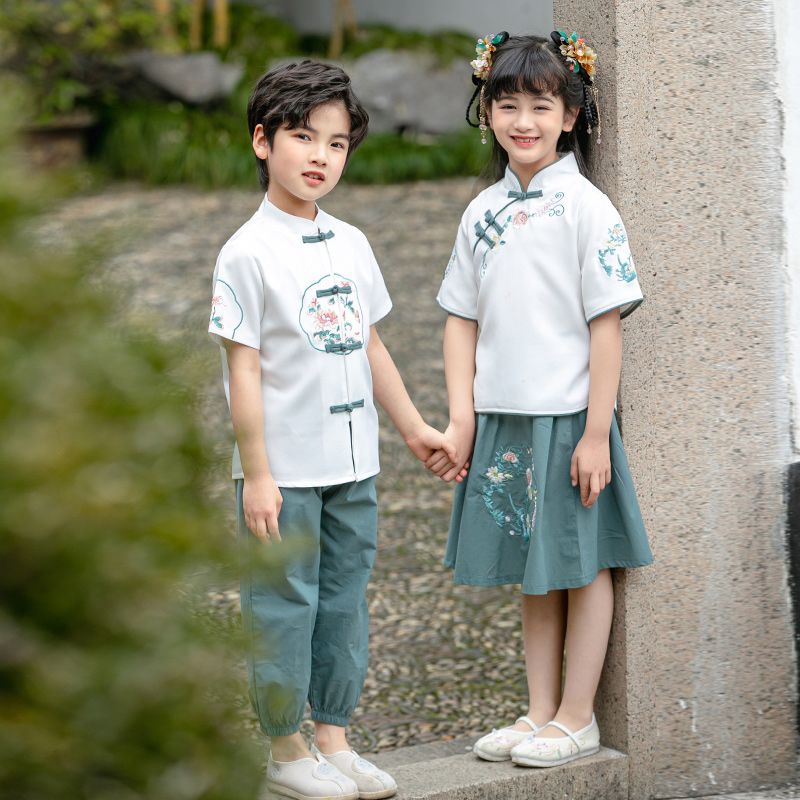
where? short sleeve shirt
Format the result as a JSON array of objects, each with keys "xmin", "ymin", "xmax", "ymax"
[
  {"xmin": 437, "ymin": 152, "xmax": 644, "ymax": 415},
  {"xmin": 209, "ymin": 196, "xmax": 392, "ymax": 486}
]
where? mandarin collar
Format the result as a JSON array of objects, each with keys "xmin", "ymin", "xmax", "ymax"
[
  {"xmin": 502, "ymin": 152, "xmax": 578, "ymax": 195},
  {"xmin": 259, "ymin": 195, "xmax": 333, "ymax": 236}
]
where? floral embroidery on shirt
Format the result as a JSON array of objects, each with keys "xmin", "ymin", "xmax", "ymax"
[
  {"xmin": 210, "ymin": 279, "xmax": 244, "ymax": 338},
  {"xmin": 481, "ymin": 446, "xmax": 538, "ymax": 541},
  {"xmin": 598, "ymin": 223, "xmax": 637, "ymax": 283},
  {"xmin": 299, "ymin": 273, "xmax": 364, "ymax": 353}
]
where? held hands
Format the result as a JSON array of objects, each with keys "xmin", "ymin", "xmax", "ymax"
[
  {"xmin": 570, "ymin": 433, "xmax": 612, "ymax": 508},
  {"xmin": 405, "ymin": 422, "xmax": 468, "ymax": 482},
  {"xmin": 242, "ymin": 474, "xmax": 283, "ymax": 543},
  {"xmin": 425, "ymin": 418, "xmax": 474, "ymax": 483}
]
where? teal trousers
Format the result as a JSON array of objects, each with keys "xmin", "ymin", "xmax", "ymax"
[{"xmin": 236, "ymin": 477, "xmax": 378, "ymax": 736}]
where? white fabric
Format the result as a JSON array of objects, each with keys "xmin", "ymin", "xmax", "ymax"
[
  {"xmin": 437, "ymin": 152, "xmax": 644, "ymax": 415},
  {"xmin": 209, "ymin": 196, "xmax": 392, "ymax": 485}
]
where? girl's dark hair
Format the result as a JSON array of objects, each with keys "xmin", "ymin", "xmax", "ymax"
[
  {"xmin": 474, "ymin": 34, "xmax": 593, "ymax": 181},
  {"xmin": 247, "ymin": 60, "xmax": 369, "ymax": 190}
]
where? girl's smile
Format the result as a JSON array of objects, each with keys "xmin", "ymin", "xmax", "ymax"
[{"xmin": 489, "ymin": 91, "xmax": 578, "ymax": 185}]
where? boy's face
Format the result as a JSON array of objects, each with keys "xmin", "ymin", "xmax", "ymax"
[{"xmin": 253, "ymin": 101, "xmax": 352, "ymax": 217}]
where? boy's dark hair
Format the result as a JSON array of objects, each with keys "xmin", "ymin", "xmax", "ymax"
[
  {"xmin": 476, "ymin": 35, "xmax": 592, "ymax": 180},
  {"xmin": 247, "ymin": 60, "xmax": 369, "ymax": 190}
]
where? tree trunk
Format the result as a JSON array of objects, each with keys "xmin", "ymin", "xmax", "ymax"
[
  {"xmin": 189, "ymin": 0, "xmax": 204, "ymax": 50},
  {"xmin": 213, "ymin": 0, "xmax": 229, "ymax": 49}
]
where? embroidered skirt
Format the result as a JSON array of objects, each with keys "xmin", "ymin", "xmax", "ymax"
[{"xmin": 444, "ymin": 410, "xmax": 653, "ymax": 594}]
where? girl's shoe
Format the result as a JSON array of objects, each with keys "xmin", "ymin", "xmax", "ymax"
[
  {"xmin": 473, "ymin": 716, "xmax": 540, "ymax": 761},
  {"xmin": 265, "ymin": 752, "xmax": 359, "ymax": 800},
  {"xmin": 510, "ymin": 714, "xmax": 600, "ymax": 767},
  {"xmin": 312, "ymin": 746, "xmax": 397, "ymax": 800}
]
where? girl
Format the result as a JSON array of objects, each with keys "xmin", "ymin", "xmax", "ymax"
[{"xmin": 427, "ymin": 31, "xmax": 654, "ymax": 767}]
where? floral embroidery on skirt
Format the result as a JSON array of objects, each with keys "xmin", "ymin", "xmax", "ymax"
[{"xmin": 481, "ymin": 446, "xmax": 538, "ymax": 541}]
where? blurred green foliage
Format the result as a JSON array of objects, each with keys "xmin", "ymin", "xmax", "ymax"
[
  {"xmin": 96, "ymin": 99, "xmax": 487, "ymax": 187},
  {"xmin": 0, "ymin": 0, "xmax": 174, "ymax": 119},
  {"xmin": 0, "ymin": 83, "xmax": 266, "ymax": 799}
]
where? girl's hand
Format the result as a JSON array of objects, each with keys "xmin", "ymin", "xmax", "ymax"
[
  {"xmin": 405, "ymin": 423, "xmax": 457, "ymax": 466},
  {"xmin": 426, "ymin": 419, "xmax": 474, "ymax": 483},
  {"xmin": 243, "ymin": 474, "xmax": 283, "ymax": 543},
  {"xmin": 570, "ymin": 434, "xmax": 612, "ymax": 508}
]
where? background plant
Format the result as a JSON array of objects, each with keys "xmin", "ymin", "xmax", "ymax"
[{"xmin": 0, "ymin": 81, "xmax": 268, "ymax": 800}]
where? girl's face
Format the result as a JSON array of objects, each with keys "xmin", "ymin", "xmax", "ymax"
[{"xmin": 489, "ymin": 91, "xmax": 579, "ymax": 181}]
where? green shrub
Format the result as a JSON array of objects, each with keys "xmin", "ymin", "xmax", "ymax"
[
  {"xmin": 96, "ymin": 99, "xmax": 487, "ymax": 188},
  {"xmin": 0, "ymin": 85, "xmax": 265, "ymax": 800}
]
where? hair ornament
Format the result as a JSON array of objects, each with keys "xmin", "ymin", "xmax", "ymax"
[
  {"xmin": 466, "ymin": 31, "xmax": 509, "ymax": 144},
  {"xmin": 550, "ymin": 29, "xmax": 601, "ymax": 140},
  {"xmin": 550, "ymin": 30, "xmax": 597, "ymax": 82}
]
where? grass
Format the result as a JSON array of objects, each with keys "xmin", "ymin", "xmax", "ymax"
[{"xmin": 95, "ymin": 100, "xmax": 488, "ymax": 187}]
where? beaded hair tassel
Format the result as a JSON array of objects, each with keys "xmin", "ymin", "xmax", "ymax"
[{"xmin": 468, "ymin": 32, "xmax": 509, "ymax": 144}]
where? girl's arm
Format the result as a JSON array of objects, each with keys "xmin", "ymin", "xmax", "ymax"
[
  {"xmin": 427, "ymin": 314, "xmax": 478, "ymax": 482},
  {"xmin": 225, "ymin": 340, "xmax": 283, "ymax": 542},
  {"xmin": 570, "ymin": 308, "xmax": 622, "ymax": 508},
  {"xmin": 367, "ymin": 326, "xmax": 457, "ymax": 465}
]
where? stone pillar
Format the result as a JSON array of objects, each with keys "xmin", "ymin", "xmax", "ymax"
[{"xmin": 552, "ymin": 0, "xmax": 797, "ymax": 796}]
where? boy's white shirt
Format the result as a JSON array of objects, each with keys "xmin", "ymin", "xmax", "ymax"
[
  {"xmin": 209, "ymin": 195, "xmax": 392, "ymax": 486},
  {"xmin": 436, "ymin": 151, "xmax": 644, "ymax": 416}
]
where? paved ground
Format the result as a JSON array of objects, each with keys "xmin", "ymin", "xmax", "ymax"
[{"xmin": 38, "ymin": 178, "xmax": 532, "ymax": 753}]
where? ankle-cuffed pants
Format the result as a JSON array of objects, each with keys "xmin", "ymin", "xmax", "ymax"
[{"xmin": 236, "ymin": 476, "xmax": 378, "ymax": 737}]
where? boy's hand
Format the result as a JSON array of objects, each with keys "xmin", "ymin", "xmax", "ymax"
[
  {"xmin": 404, "ymin": 423, "xmax": 457, "ymax": 466},
  {"xmin": 570, "ymin": 434, "xmax": 611, "ymax": 508},
  {"xmin": 243, "ymin": 475, "xmax": 283, "ymax": 543},
  {"xmin": 426, "ymin": 419, "xmax": 474, "ymax": 483}
]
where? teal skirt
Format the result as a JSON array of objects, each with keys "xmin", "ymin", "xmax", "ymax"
[{"xmin": 444, "ymin": 411, "xmax": 653, "ymax": 595}]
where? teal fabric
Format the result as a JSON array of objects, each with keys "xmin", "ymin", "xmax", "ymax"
[
  {"xmin": 444, "ymin": 411, "xmax": 653, "ymax": 595},
  {"xmin": 236, "ymin": 477, "xmax": 378, "ymax": 736}
]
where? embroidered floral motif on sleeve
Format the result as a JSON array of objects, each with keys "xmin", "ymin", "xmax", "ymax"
[
  {"xmin": 598, "ymin": 224, "xmax": 637, "ymax": 283},
  {"xmin": 210, "ymin": 294, "xmax": 225, "ymax": 329},
  {"xmin": 481, "ymin": 446, "xmax": 538, "ymax": 541},
  {"xmin": 444, "ymin": 247, "xmax": 457, "ymax": 278}
]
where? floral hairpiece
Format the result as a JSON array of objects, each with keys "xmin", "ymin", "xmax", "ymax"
[
  {"xmin": 550, "ymin": 29, "xmax": 601, "ymax": 139},
  {"xmin": 551, "ymin": 30, "xmax": 597, "ymax": 82},
  {"xmin": 466, "ymin": 31, "xmax": 509, "ymax": 144},
  {"xmin": 470, "ymin": 33, "xmax": 506, "ymax": 82}
]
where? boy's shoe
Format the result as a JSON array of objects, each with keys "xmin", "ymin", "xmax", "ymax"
[
  {"xmin": 312, "ymin": 746, "xmax": 397, "ymax": 800},
  {"xmin": 510, "ymin": 714, "xmax": 600, "ymax": 767},
  {"xmin": 265, "ymin": 752, "xmax": 359, "ymax": 800},
  {"xmin": 473, "ymin": 715, "xmax": 540, "ymax": 761}
]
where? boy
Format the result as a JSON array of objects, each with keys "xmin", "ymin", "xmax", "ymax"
[{"xmin": 208, "ymin": 61, "xmax": 457, "ymax": 800}]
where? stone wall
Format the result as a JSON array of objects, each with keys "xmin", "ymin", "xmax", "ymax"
[{"xmin": 553, "ymin": 0, "xmax": 797, "ymax": 796}]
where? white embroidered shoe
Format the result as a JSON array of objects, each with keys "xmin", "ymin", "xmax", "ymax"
[
  {"xmin": 265, "ymin": 752, "xmax": 359, "ymax": 800},
  {"xmin": 510, "ymin": 714, "xmax": 600, "ymax": 767},
  {"xmin": 472, "ymin": 716, "xmax": 540, "ymax": 761},
  {"xmin": 312, "ymin": 747, "xmax": 397, "ymax": 800}
]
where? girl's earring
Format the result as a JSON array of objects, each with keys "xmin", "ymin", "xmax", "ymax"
[{"xmin": 479, "ymin": 86, "xmax": 488, "ymax": 145}]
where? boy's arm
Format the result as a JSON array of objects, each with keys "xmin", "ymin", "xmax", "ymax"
[
  {"xmin": 570, "ymin": 308, "xmax": 622, "ymax": 508},
  {"xmin": 366, "ymin": 326, "xmax": 456, "ymax": 465},
  {"xmin": 225, "ymin": 340, "xmax": 283, "ymax": 542},
  {"xmin": 427, "ymin": 314, "xmax": 478, "ymax": 481}
]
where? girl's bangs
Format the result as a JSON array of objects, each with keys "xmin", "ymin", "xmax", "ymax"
[{"xmin": 487, "ymin": 45, "xmax": 565, "ymax": 99}]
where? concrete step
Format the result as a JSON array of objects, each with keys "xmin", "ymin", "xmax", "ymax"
[{"xmin": 366, "ymin": 742, "xmax": 629, "ymax": 800}]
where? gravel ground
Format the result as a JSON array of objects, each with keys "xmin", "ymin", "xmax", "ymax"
[{"xmin": 38, "ymin": 179, "xmax": 529, "ymax": 753}]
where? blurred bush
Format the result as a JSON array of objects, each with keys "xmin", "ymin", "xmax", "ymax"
[
  {"xmin": 0, "ymin": 83, "xmax": 265, "ymax": 800},
  {"xmin": 96, "ymin": 99, "xmax": 487, "ymax": 187},
  {"xmin": 0, "ymin": 0, "xmax": 176, "ymax": 119}
]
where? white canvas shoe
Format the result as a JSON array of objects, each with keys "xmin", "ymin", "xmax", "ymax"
[
  {"xmin": 265, "ymin": 752, "xmax": 359, "ymax": 800},
  {"xmin": 312, "ymin": 747, "xmax": 397, "ymax": 800},
  {"xmin": 511, "ymin": 714, "xmax": 600, "ymax": 767},
  {"xmin": 472, "ymin": 715, "xmax": 540, "ymax": 761}
]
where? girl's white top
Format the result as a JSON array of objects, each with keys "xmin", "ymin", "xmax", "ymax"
[
  {"xmin": 437, "ymin": 152, "xmax": 644, "ymax": 415},
  {"xmin": 208, "ymin": 196, "xmax": 392, "ymax": 486}
]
